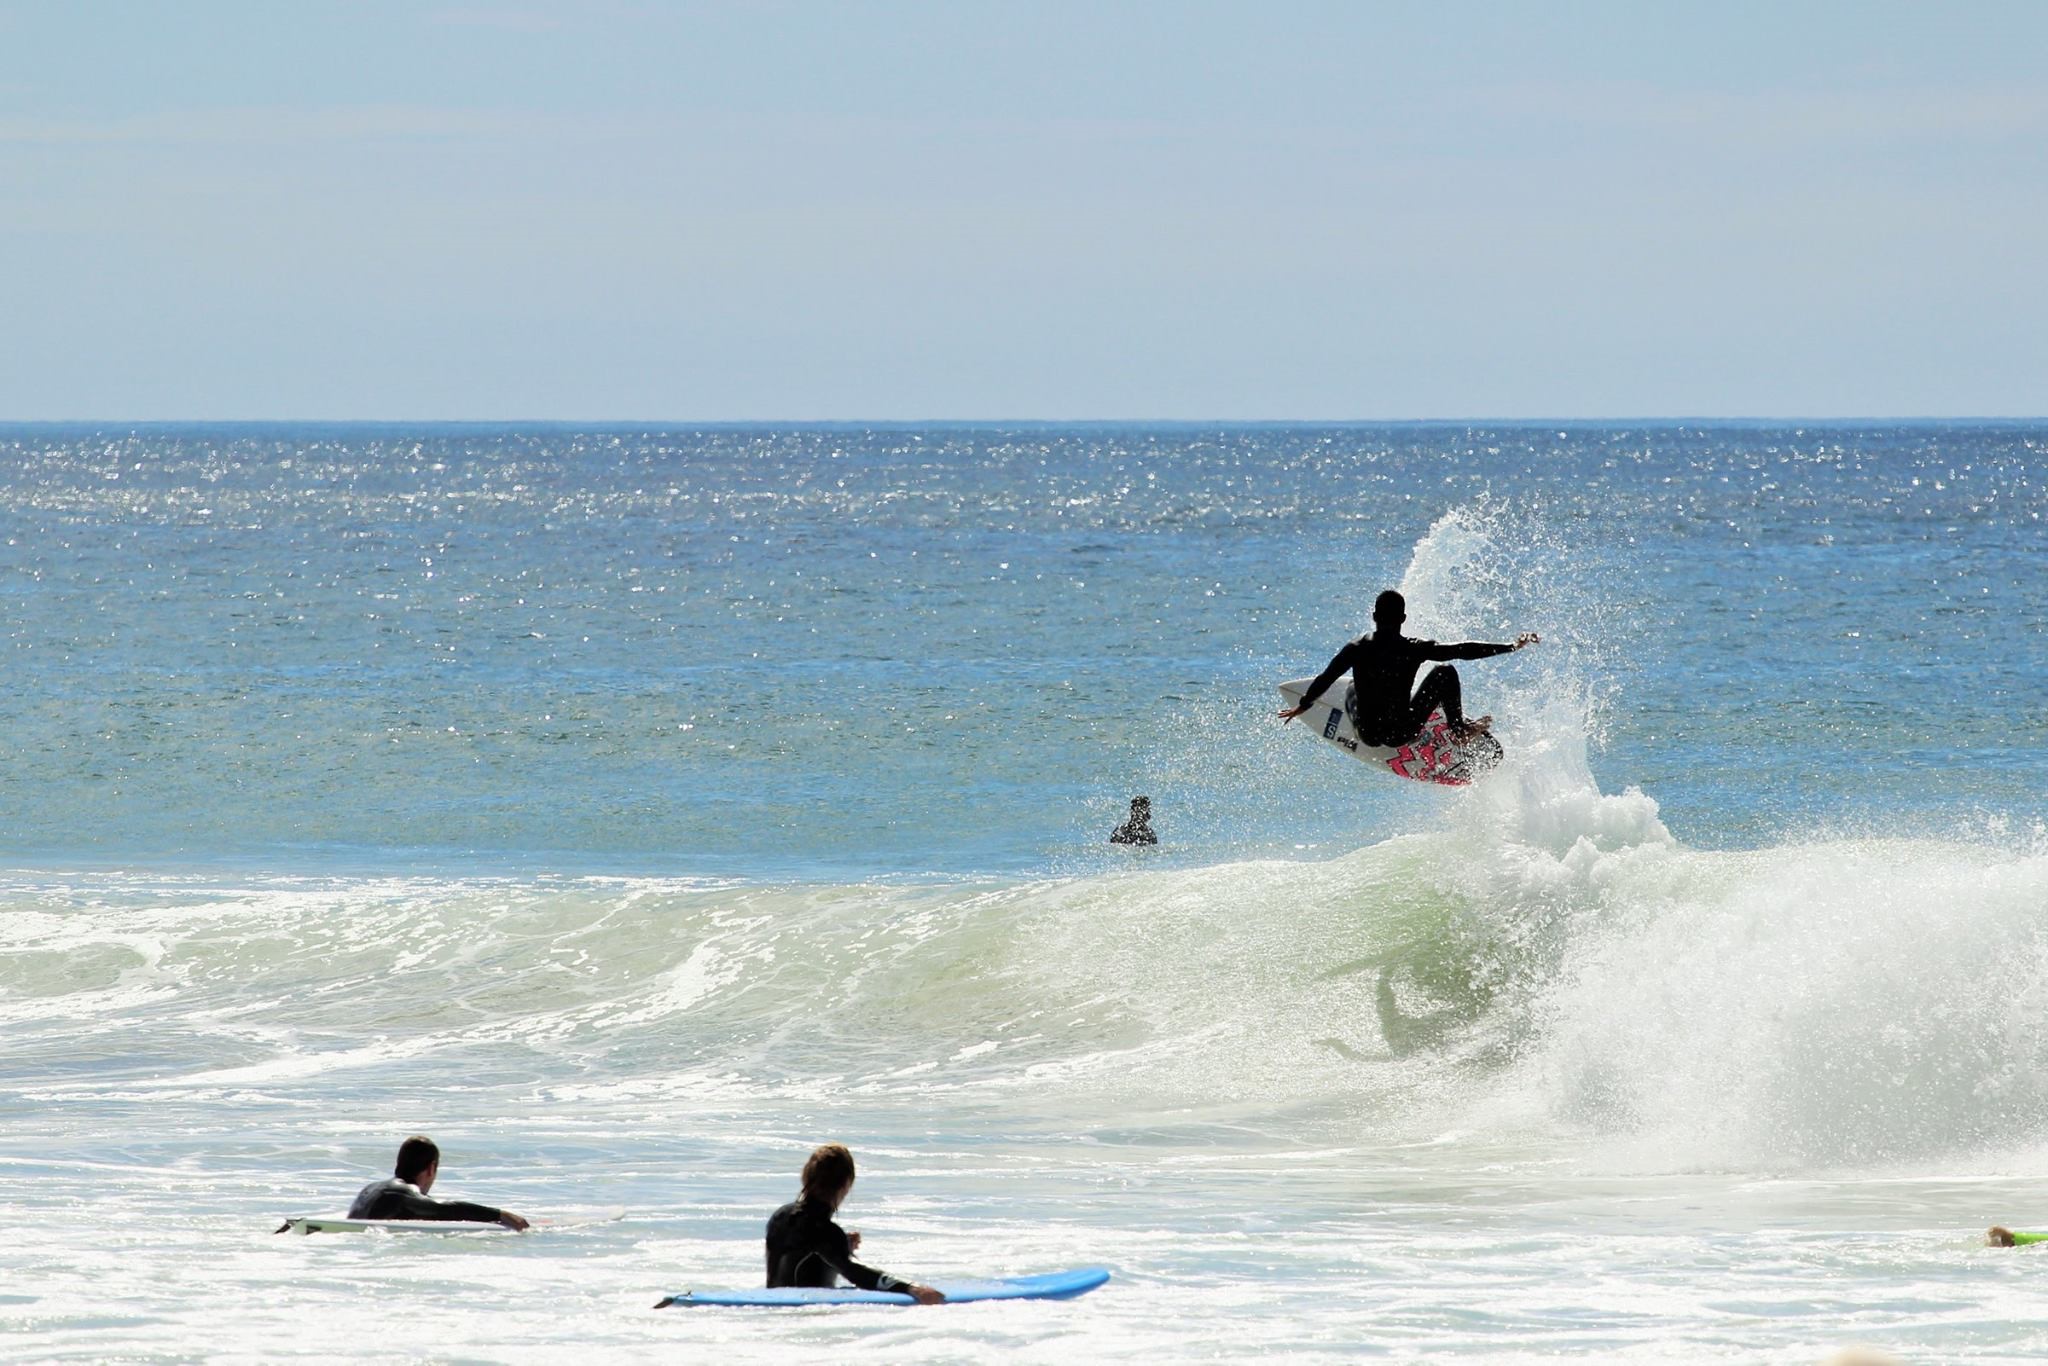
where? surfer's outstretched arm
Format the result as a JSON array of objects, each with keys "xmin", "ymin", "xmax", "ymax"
[
  {"xmin": 1424, "ymin": 632, "xmax": 1538, "ymax": 662},
  {"xmin": 1280, "ymin": 645, "xmax": 1355, "ymax": 722}
]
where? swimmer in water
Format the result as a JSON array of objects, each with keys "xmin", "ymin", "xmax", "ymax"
[
  {"xmin": 1109, "ymin": 796, "xmax": 1157, "ymax": 845},
  {"xmin": 765, "ymin": 1144, "xmax": 943, "ymax": 1304}
]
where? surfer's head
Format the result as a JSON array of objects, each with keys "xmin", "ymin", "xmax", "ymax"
[
  {"xmin": 801, "ymin": 1142, "xmax": 856, "ymax": 1210},
  {"xmin": 394, "ymin": 1134, "xmax": 440, "ymax": 1186},
  {"xmin": 1373, "ymin": 589, "xmax": 1406, "ymax": 632}
]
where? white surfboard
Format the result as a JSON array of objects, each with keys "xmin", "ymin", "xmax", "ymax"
[
  {"xmin": 277, "ymin": 1206, "xmax": 625, "ymax": 1235},
  {"xmin": 1278, "ymin": 677, "xmax": 1503, "ymax": 787}
]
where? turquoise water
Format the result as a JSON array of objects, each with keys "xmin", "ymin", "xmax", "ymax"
[{"xmin": 4, "ymin": 423, "xmax": 2047, "ymax": 1361}]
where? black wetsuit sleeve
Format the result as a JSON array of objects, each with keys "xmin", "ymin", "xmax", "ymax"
[
  {"xmin": 402, "ymin": 1194, "xmax": 505, "ymax": 1224},
  {"xmin": 354, "ymin": 1180, "xmax": 503, "ymax": 1223},
  {"xmin": 1293, "ymin": 643, "xmax": 1356, "ymax": 709},
  {"xmin": 1423, "ymin": 640, "xmax": 1515, "ymax": 662},
  {"xmin": 816, "ymin": 1222, "xmax": 901, "ymax": 1292},
  {"xmin": 765, "ymin": 1203, "xmax": 907, "ymax": 1292}
]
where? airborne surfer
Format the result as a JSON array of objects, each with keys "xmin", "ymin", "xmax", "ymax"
[{"xmin": 1277, "ymin": 589, "xmax": 1537, "ymax": 744}]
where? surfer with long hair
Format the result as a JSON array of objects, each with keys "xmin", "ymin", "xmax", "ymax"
[{"xmin": 765, "ymin": 1144, "xmax": 944, "ymax": 1304}]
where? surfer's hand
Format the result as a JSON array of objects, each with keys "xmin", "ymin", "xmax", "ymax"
[
  {"xmin": 499, "ymin": 1211, "xmax": 531, "ymax": 1232},
  {"xmin": 1278, "ymin": 705, "xmax": 1306, "ymax": 724},
  {"xmin": 1514, "ymin": 632, "xmax": 1540, "ymax": 650},
  {"xmin": 847, "ymin": 1230, "xmax": 862, "ymax": 1252},
  {"xmin": 908, "ymin": 1284, "xmax": 945, "ymax": 1305}
]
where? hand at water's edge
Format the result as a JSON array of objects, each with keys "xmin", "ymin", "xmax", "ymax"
[
  {"xmin": 1514, "ymin": 632, "xmax": 1540, "ymax": 650},
  {"xmin": 499, "ymin": 1211, "xmax": 530, "ymax": 1231},
  {"xmin": 1278, "ymin": 704, "xmax": 1307, "ymax": 724},
  {"xmin": 908, "ymin": 1283, "xmax": 945, "ymax": 1305}
]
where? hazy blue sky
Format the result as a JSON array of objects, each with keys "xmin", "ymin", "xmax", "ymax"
[{"xmin": 2, "ymin": 1, "xmax": 2044, "ymax": 419}]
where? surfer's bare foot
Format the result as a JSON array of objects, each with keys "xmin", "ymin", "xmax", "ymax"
[{"xmin": 1989, "ymin": 1225, "xmax": 2018, "ymax": 1247}]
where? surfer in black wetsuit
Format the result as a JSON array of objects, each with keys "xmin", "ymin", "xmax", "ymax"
[
  {"xmin": 346, "ymin": 1135, "xmax": 530, "ymax": 1230},
  {"xmin": 1110, "ymin": 796, "xmax": 1158, "ymax": 845},
  {"xmin": 1278, "ymin": 589, "xmax": 1537, "ymax": 744},
  {"xmin": 765, "ymin": 1143, "xmax": 943, "ymax": 1304}
]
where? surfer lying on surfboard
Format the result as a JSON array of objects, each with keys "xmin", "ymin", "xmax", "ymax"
[
  {"xmin": 1278, "ymin": 590, "xmax": 1537, "ymax": 744},
  {"xmin": 346, "ymin": 1135, "xmax": 530, "ymax": 1230},
  {"xmin": 1988, "ymin": 1226, "xmax": 2048, "ymax": 1246},
  {"xmin": 766, "ymin": 1144, "xmax": 944, "ymax": 1305}
]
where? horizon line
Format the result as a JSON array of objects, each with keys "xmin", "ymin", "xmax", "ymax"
[{"xmin": 2, "ymin": 415, "xmax": 2045, "ymax": 428}]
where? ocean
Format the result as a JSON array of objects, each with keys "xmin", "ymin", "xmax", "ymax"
[{"xmin": 2, "ymin": 421, "xmax": 2045, "ymax": 1361}]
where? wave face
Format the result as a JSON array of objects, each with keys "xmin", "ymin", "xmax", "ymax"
[{"xmin": 11, "ymin": 817, "xmax": 2046, "ymax": 1173}]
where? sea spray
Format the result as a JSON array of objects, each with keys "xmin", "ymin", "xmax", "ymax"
[{"xmin": 1499, "ymin": 838, "xmax": 2048, "ymax": 1170}]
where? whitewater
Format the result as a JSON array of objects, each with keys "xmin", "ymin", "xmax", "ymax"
[{"xmin": 3, "ymin": 423, "xmax": 2046, "ymax": 1361}]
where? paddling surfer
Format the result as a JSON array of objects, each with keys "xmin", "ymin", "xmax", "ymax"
[
  {"xmin": 765, "ymin": 1144, "xmax": 943, "ymax": 1304},
  {"xmin": 1278, "ymin": 590, "xmax": 1537, "ymax": 744},
  {"xmin": 346, "ymin": 1135, "xmax": 530, "ymax": 1230}
]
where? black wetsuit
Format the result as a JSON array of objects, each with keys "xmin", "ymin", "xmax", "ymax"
[
  {"xmin": 764, "ymin": 1198, "xmax": 906, "ymax": 1291},
  {"xmin": 1298, "ymin": 631, "xmax": 1514, "ymax": 745},
  {"xmin": 346, "ymin": 1177, "xmax": 507, "ymax": 1224},
  {"xmin": 1109, "ymin": 814, "xmax": 1157, "ymax": 845}
]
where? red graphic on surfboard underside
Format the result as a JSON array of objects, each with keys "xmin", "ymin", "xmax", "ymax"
[{"xmin": 1388, "ymin": 710, "xmax": 1479, "ymax": 786}]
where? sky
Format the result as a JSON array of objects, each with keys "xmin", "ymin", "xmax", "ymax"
[{"xmin": 1, "ymin": 1, "xmax": 2044, "ymax": 420}]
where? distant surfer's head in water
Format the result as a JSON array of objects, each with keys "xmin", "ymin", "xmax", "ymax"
[{"xmin": 1110, "ymin": 797, "xmax": 1157, "ymax": 846}]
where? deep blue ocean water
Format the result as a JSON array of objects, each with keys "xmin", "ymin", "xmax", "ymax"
[
  {"xmin": 4, "ymin": 422, "xmax": 2047, "ymax": 1361},
  {"xmin": 4, "ymin": 422, "xmax": 2042, "ymax": 874}
]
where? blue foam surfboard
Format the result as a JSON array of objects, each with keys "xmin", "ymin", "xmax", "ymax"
[{"xmin": 655, "ymin": 1266, "xmax": 1109, "ymax": 1308}]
